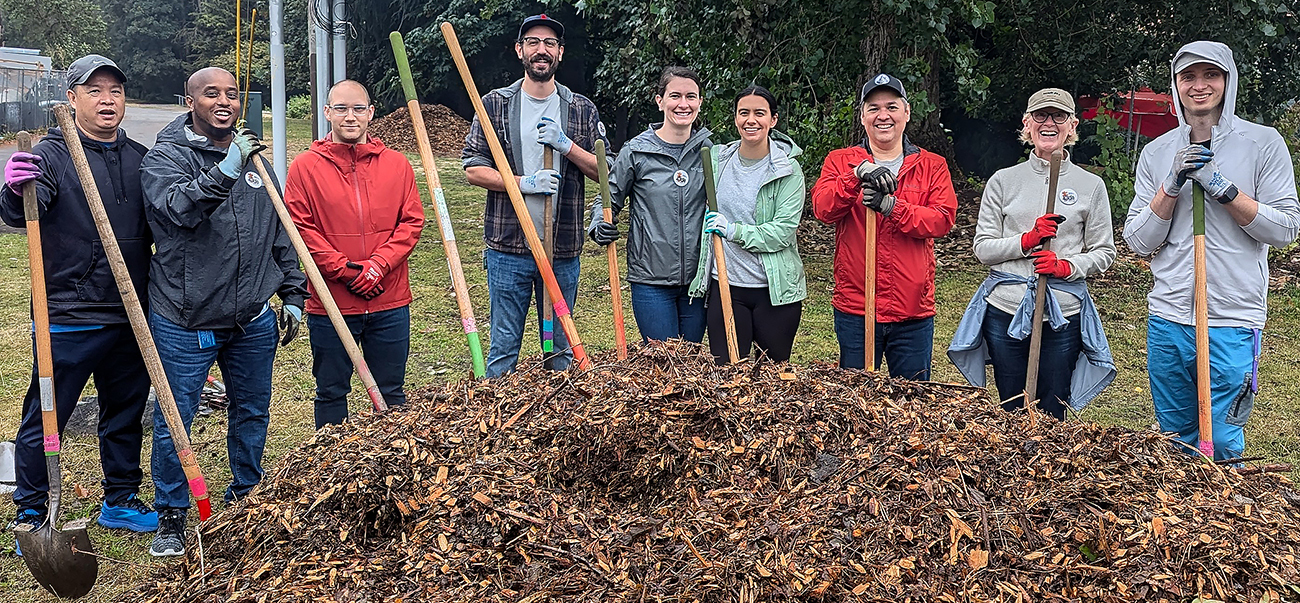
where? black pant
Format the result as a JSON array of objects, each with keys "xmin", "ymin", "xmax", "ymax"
[
  {"xmin": 307, "ymin": 307, "xmax": 410, "ymax": 429},
  {"xmin": 14, "ymin": 324, "xmax": 149, "ymax": 511},
  {"xmin": 981, "ymin": 306, "xmax": 1082, "ymax": 420},
  {"xmin": 706, "ymin": 279, "xmax": 802, "ymax": 364}
]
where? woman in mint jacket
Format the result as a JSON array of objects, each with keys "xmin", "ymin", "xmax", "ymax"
[{"xmin": 689, "ymin": 85, "xmax": 807, "ymax": 363}]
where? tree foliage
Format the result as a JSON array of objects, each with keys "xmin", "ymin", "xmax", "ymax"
[{"xmin": 0, "ymin": 0, "xmax": 109, "ymax": 68}]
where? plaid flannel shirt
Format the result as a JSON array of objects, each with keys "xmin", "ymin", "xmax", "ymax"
[{"xmin": 462, "ymin": 79, "xmax": 610, "ymax": 259}]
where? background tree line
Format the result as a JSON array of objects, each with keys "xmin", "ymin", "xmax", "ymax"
[{"xmin": 1, "ymin": 0, "xmax": 1296, "ymax": 179}]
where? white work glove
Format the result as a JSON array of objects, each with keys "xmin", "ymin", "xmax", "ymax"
[
  {"xmin": 703, "ymin": 211, "xmax": 735, "ymax": 240},
  {"xmin": 1189, "ymin": 158, "xmax": 1240, "ymax": 204},
  {"xmin": 1161, "ymin": 143, "xmax": 1213, "ymax": 197},
  {"xmin": 518, "ymin": 169, "xmax": 560, "ymax": 195},
  {"xmin": 536, "ymin": 117, "xmax": 573, "ymax": 155}
]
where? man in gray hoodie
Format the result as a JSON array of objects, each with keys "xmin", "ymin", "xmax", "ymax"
[{"xmin": 1124, "ymin": 41, "xmax": 1299, "ymax": 461}]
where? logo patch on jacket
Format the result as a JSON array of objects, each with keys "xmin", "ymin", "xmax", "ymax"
[
  {"xmin": 673, "ymin": 170, "xmax": 689, "ymax": 187},
  {"xmin": 245, "ymin": 171, "xmax": 264, "ymax": 189},
  {"xmin": 1059, "ymin": 188, "xmax": 1078, "ymax": 206}
]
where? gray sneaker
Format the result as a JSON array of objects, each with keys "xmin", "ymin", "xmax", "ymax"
[{"xmin": 148, "ymin": 509, "xmax": 186, "ymax": 557}]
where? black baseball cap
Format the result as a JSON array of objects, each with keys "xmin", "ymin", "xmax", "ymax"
[
  {"xmin": 519, "ymin": 14, "xmax": 564, "ymax": 40},
  {"xmin": 66, "ymin": 54, "xmax": 127, "ymax": 90},
  {"xmin": 860, "ymin": 73, "xmax": 906, "ymax": 102}
]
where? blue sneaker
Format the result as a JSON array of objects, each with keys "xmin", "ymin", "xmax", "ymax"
[
  {"xmin": 97, "ymin": 494, "xmax": 158, "ymax": 532},
  {"xmin": 8, "ymin": 508, "xmax": 46, "ymax": 557}
]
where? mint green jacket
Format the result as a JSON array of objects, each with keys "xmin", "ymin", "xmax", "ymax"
[{"xmin": 689, "ymin": 130, "xmax": 807, "ymax": 306}]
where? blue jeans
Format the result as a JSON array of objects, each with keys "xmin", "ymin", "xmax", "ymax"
[
  {"xmin": 13, "ymin": 325, "xmax": 149, "ymax": 511},
  {"xmin": 1147, "ymin": 316, "xmax": 1254, "ymax": 461},
  {"xmin": 149, "ymin": 309, "xmax": 277, "ymax": 511},
  {"xmin": 308, "ymin": 306, "xmax": 410, "ymax": 429},
  {"xmin": 981, "ymin": 306, "xmax": 1080, "ymax": 420},
  {"xmin": 484, "ymin": 249, "xmax": 580, "ymax": 378},
  {"xmin": 630, "ymin": 282, "xmax": 706, "ymax": 343},
  {"xmin": 834, "ymin": 309, "xmax": 933, "ymax": 380}
]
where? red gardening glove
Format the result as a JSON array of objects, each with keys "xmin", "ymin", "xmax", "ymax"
[
  {"xmin": 347, "ymin": 258, "xmax": 387, "ymax": 297},
  {"xmin": 339, "ymin": 262, "xmax": 363, "ymax": 284},
  {"xmin": 1021, "ymin": 213, "xmax": 1065, "ymax": 251},
  {"xmin": 1030, "ymin": 250, "xmax": 1072, "ymax": 278}
]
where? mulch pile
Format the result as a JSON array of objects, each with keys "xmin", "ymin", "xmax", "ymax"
[
  {"xmin": 369, "ymin": 105, "xmax": 469, "ymax": 156},
  {"xmin": 133, "ymin": 342, "xmax": 1300, "ymax": 602}
]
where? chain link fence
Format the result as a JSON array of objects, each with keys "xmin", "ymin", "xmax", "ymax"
[{"xmin": 0, "ymin": 67, "xmax": 66, "ymax": 135}]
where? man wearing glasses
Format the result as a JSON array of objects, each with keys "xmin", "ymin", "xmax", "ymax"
[
  {"xmin": 811, "ymin": 73, "xmax": 957, "ymax": 379},
  {"xmin": 462, "ymin": 13, "xmax": 611, "ymax": 377},
  {"xmin": 284, "ymin": 80, "xmax": 423, "ymax": 429},
  {"xmin": 140, "ymin": 67, "xmax": 307, "ymax": 557}
]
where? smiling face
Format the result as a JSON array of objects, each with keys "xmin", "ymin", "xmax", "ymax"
[
  {"xmin": 656, "ymin": 76, "xmax": 701, "ymax": 129},
  {"xmin": 1176, "ymin": 62, "xmax": 1226, "ymax": 120},
  {"xmin": 860, "ymin": 88, "xmax": 910, "ymax": 150},
  {"xmin": 66, "ymin": 70, "xmax": 125, "ymax": 142},
  {"xmin": 734, "ymin": 94, "xmax": 777, "ymax": 145},
  {"xmin": 515, "ymin": 25, "xmax": 564, "ymax": 82},
  {"xmin": 1023, "ymin": 108, "xmax": 1077, "ymax": 157},
  {"xmin": 185, "ymin": 68, "xmax": 240, "ymax": 142},
  {"xmin": 325, "ymin": 81, "xmax": 373, "ymax": 144}
]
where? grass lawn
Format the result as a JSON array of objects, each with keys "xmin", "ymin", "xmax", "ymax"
[{"xmin": 0, "ymin": 117, "xmax": 1297, "ymax": 600}]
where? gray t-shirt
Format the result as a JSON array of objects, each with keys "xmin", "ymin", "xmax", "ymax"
[
  {"xmin": 519, "ymin": 90, "xmax": 563, "ymax": 238},
  {"xmin": 877, "ymin": 152, "xmax": 904, "ymax": 175},
  {"xmin": 712, "ymin": 153, "xmax": 771, "ymax": 287}
]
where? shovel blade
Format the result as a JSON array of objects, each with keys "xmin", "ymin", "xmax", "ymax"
[{"xmin": 14, "ymin": 519, "xmax": 98, "ymax": 599}]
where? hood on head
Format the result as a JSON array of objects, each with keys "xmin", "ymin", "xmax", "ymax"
[{"xmin": 1169, "ymin": 41, "xmax": 1238, "ymax": 131}]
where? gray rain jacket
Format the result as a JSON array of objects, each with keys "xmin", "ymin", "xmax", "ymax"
[
  {"xmin": 600, "ymin": 125, "xmax": 713, "ymax": 286},
  {"xmin": 1124, "ymin": 41, "xmax": 1299, "ymax": 329},
  {"xmin": 141, "ymin": 113, "xmax": 307, "ymax": 330}
]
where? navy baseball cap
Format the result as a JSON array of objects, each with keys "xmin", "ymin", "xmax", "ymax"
[
  {"xmin": 861, "ymin": 73, "xmax": 906, "ymax": 102},
  {"xmin": 67, "ymin": 54, "xmax": 126, "ymax": 90},
  {"xmin": 519, "ymin": 14, "xmax": 564, "ymax": 40}
]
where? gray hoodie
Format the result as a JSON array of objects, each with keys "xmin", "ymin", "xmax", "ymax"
[{"xmin": 1123, "ymin": 41, "xmax": 1299, "ymax": 329}]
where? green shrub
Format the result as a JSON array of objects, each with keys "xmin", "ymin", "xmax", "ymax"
[
  {"xmin": 1083, "ymin": 102, "xmax": 1140, "ymax": 222},
  {"xmin": 286, "ymin": 94, "xmax": 312, "ymax": 120},
  {"xmin": 1275, "ymin": 103, "xmax": 1300, "ymax": 189}
]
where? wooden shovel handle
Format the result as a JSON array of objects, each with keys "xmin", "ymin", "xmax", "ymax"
[
  {"xmin": 594, "ymin": 140, "xmax": 628, "ymax": 359},
  {"xmin": 1024, "ymin": 149, "xmax": 1063, "ymax": 422},
  {"xmin": 1192, "ymin": 184, "xmax": 1214, "ymax": 457},
  {"xmin": 52, "ymin": 105, "xmax": 212, "ymax": 520},
  {"xmin": 863, "ymin": 212, "xmax": 877, "ymax": 372},
  {"xmin": 542, "ymin": 147, "xmax": 555, "ymax": 367},
  {"xmin": 701, "ymin": 146, "xmax": 740, "ymax": 363}
]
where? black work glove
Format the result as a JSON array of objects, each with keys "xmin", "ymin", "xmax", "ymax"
[
  {"xmin": 854, "ymin": 161, "xmax": 898, "ymax": 194},
  {"xmin": 279, "ymin": 304, "xmax": 302, "ymax": 346},
  {"xmin": 862, "ymin": 190, "xmax": 896, "ymax": 216},
  {"xmin": 590, "ymin": 221, "xmax": 619, "ymax": 246},
  {"xmin": 239, "ymin": 127, "xmax": 268, "ymax": 157}
]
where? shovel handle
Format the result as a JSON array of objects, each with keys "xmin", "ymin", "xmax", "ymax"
[
  {"xmin": 1024, "ymin": 150, "xmax": 1063, "ymax": 422},
  {"xmin": 1192, "ymin": 184, "xmax": 1214, "ymax": 457},
  {"xmin": 52, "ymin": 105, "xmax": 213, "ymax": 520},
  {"xmin": 253, "ymin": 154, "xmax": 388, "ymax": 413},
  {"xmin": 863, "ymin": 210, "xmax": 877, "ymax": 372},
  {"xmin": 595, "ymin": 140, "xmax": 628, "ymax": 359},
  {"xmin": 701, "ymin": 146, "xmax": 740, "ymax": 363},
  {"xmin": 542, "ymin": 147, "xmax": 555, "ymax": 367}
]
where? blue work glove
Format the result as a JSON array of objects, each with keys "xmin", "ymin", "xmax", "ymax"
[
  {"xmin": 279, "ymin": 304, "xmax": 302, "ymax": 346},
  {"xmin": 536, "ymin": 117, "xmax": 573, "ymax": 155},
  {"xmin": 1189, "ymin": 158, "xmax": 1240, "ymax": 204},
  {"xmin": 703, "ymin": 211, "xmax": 735, "ymax": 240},
  {"xmin": 217, "ymin": 129, "xmax": 265, "ymax": 178},
  {"xmin": 519, "ymin": 169, "xmax": 560, "ymax": 195},
  {"xmin": 1161, "ymin": 144, "xmax": 1213, "ymax": 197}
]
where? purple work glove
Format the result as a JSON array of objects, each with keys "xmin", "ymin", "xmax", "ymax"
[{"xmin": 4, "ymin": 152, "xmax": 42, "ymax": 193}]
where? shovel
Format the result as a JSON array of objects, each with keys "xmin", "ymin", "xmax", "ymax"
[
  {"xmin": 541, "ymin": 147, "xmax": 556, "ymax": 369},
  {"xmin": 1192, "ymin": 183, "xmax": 1214, "ymax": 458},
  {"xmin": 1023, "ymin": 149, "xmax": 1063, "ymax": 426},
  {"xmin": 11, "ymin": 130, "xmax": 99, "ymax": 599}
]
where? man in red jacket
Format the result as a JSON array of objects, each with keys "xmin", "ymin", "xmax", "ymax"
[
  {"xmin": 811, "ymin": 74, "xmax": 957, "ymax": 379},
  {"xmin": 285, "ymin": 80, "xmax": 424, "ymax": 428}
]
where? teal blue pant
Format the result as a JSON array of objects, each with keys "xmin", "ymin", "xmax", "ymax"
[{"xmin": 1147, "ymin": 316, "xmax": 1258, "ymax": 461}]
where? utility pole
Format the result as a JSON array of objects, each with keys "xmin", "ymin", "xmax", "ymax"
[
  {"xmin": 331, "ymin": 0, "xmax": 346, "ymax": 84},
  {"xmin": 269, "ymin": 0, "xmax": 286, "ymax": 184}
]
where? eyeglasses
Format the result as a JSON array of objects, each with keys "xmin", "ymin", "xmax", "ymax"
[
  {"xmin": 1031, "ymin": 111, "xmax": 1071, "ymax": 124},
  {"xmin": 520, "ymin": 36, "xmax": 561, "ymax": 49},
  {"xmin": 328, "ymin": 104, "xmax": 371, "ymax": 115}
]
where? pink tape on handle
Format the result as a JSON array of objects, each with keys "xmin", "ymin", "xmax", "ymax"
[
  {"xmin": 43, "ymin": 434, "xmax": 60, "ymax": 454},
  {"xmin": 187, "ymin": 476, "xmax": 209, "ymax": 499},
  {"xmin": 552, "ymin": 298, "xmax": 571, "ymax": 317},
  {"xmin": 462, "ymin": 317, "xmax": 478, "ymax": 333},
  {"xmin": 1198, "ymin": 441, "xmax": 1215, "ymax": 458}
]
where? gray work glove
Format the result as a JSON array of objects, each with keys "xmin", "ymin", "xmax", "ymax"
[
  {"xmin": 1189, "ymin": 157, "xmax": 1239, "ymax": 204},
  {"xmin": 519, "ymin": 169, "xmax": 560, "ymax": 195},
  {"xmin": 854, "ymin": 161, "xmax": 898, "ymax": 194},
  {"xmin": 586, "ymin": 200, "xmax": 619, "ymax": 246},
  {"xmin": 1161, "ymin": 143, "xmax": 1213, "ymax": 197},
  {"xmin": 862, "ymin": 190, "xmax": 896, "ymax": 216}
]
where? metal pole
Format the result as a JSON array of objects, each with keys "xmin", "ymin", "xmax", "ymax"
[
  {"xmin": 269, "ymin": 0, "xmax": 287, "ymax": 184},
  {"xmin": 331, "ymin": 0, "xmax": 346, "ymax": 84},
  {"xmin": 313, "ymin": 0, "xmax": 330, "ymax": 138}
]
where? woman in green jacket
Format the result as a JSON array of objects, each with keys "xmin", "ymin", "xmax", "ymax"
[{"xmin": 690, "ymin": 85, "xmax": 807, "ymax": 363}]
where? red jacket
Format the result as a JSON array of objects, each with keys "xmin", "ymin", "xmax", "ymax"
[
  {"xmin": 285, "ymin": 137, "xmax": 424, "ymax": 316},
  {"xmin": 811, "ymin": 139, "xmax": 957, "ymax": 321}
]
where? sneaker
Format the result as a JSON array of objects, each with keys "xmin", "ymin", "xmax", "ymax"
[
  {"xmin": 8, "ymin": 508, "xmax": 46, "ymax": 557},
  {"xmin": 148, "ymin": 509, "xmax": 186, "ymax": 557},
  {"xmin": 98, "ymin": 494, "xmax": 158, "ymax": 532}
]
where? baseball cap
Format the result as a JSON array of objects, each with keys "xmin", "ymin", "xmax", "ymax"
[
  {"xmin": 1173, "ymin": 52, "xmax": 1229, "ymax": 76},
  {"xmin": 66, "ymin": 54, "xmax": 127, "ymax": 90},
  {"xmin": 519, "ymin": 14, "xmax": 564, "ymax": 40},
  {"xmin": 1025, "ymin": 88, "xmax": 1075, "ymax": 114},
  {"xmin": 860, "ymin": 73, "xmax": 906, "ymax": 102}
]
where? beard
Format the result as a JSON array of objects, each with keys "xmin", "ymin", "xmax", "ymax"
[{"xmin": 521, "ymin": 53, "xmax": 558, "ymax": 82}]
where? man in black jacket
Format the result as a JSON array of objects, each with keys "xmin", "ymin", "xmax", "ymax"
[
  {"xmin": 140, "ymin": 67, "xmax": 307, "ymax": 557},
  {"xmin": 1, "ymin": 55, "xmax": 158, "ymax": 554}
]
